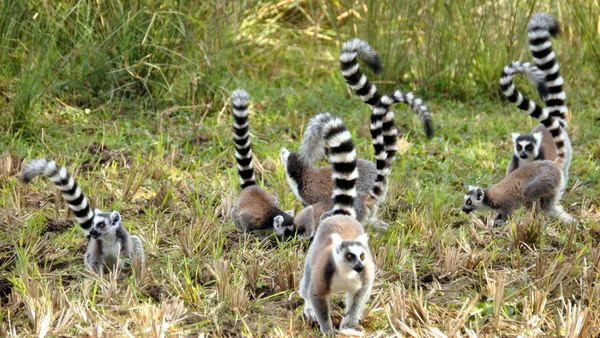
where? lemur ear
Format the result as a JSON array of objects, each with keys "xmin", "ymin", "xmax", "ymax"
[
  {"xmin": 110, "ymin": 211, "xmax": 121, "ymax": 225},
  {"xmin": 511, "ymin": 133, "xmax": 520, "ymax": 143},
  {"xmin": 331, "ymin": 233, "xmax": 342, "ymax": 248},
  {"xmin": 475, "ymin": 188, "xmax": 484, "ymax": 200},
  {"xmin": 533, "ymin": 131, "xmax": 543, "ymax": 144},
  {"xmin": 280, "ymin": 148, "xmax": 290, "ymax": 164},
  {"xmin": 357, "ymin": 233, "xmax": 369, "ymax": 247},
  {"xmin": 273, "ymin": 215, "xmax": 284, "ymax": 229}
]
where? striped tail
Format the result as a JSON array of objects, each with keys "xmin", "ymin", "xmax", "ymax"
[
  {"xmin": 297, "ymin": 112, "xmax": 335, "ymax": 166},
  {"xmin": 500, "ymin": 61, "xmax": 552, "ymax": 122},
  {"xmin": 500, "ymin": 62, "xmax": 568, "ymax": 168},
  {"xmin": 528, "ymin": 13, "xmax": 568, "ymax": 127},
  {"xmin": 231, "ymin": 89, "xmax": 256, "ymax": 190},
  {"xmin": 321, "ymin": 115, "xmax": 359, "ymax": 218},
  {"xmin": 340, "ymin": 38, "xmax": 434, "ymax": 139},
  {"xmin": 21, "ymin": 159, "xmax": 94, "ymax": 234}
]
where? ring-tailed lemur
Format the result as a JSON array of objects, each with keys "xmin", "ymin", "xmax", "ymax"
[
  {"xmin": 21, "ymin": 159, "xmax": 145, "ymax": 274},
  {"xmin": 461, "ymin": 103, "xmax": 574, "ymax": 226},
  {"xmin": 299, "ymin": 114, "xmax": 375, "ymax": 335},
  {"xmin": 500, "ymin": 61, "xmax": 571, "ymax": 188},
  {"xmin": 502, "ymin": 13, "xmax": 572, "ymax": 186},
  {"xmin": 287, "ymin": 112, "xmax": 387, "ymax": 238},
  {"xmin": 229, "ymin": 89, "xmax": 296, "ymax": 239}
]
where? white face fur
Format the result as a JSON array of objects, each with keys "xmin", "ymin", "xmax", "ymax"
[
  {"xmin": 462, "ymin": 186, "xmax": 487, "ymax": 214},
  {"xmin": 89, "ymin": 209, "xmax": 121, "ymax": 239},
  {"xmin": 279, "ymin": 147, "xmax": 290, "ymax": 165},
  {"xmin": 331, "ymin": 233, "xmax": 369, "ymax": 274},
  {"xmin": 511, "ymin": 131, "xmax": 542, "ymax": 162}
]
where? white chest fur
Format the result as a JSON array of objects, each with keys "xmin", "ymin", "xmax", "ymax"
[{"xmin": 330, "ymin": 270, "xmax": 362, "ymax": 294}]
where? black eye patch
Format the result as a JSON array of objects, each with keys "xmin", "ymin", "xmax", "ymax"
[
  {"xmin": 97, "ymin": 222, "xmax": 105, "ymax": 229},
  {"xmin": 526, "ymin": 144, "xmax": 533, "ymax": 152},
  {"xmin": 466, "ymin": 199, "xmax": 472, "ymax": 205},
  {"xmin": 516, "ymin": 145, "xmax": 522, "ymax": 151},
  {"xmin": 346, "ymin": 253, "xmax": 355, "ymax": 261}
]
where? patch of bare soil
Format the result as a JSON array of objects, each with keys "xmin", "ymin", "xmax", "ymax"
[
  {"xmin": 0, "ymin": 277, "xmax": 13, "ymax": 306},
  {"xmin": 43, "ymin": 218, "xmax": 74, "ymax": 234}
]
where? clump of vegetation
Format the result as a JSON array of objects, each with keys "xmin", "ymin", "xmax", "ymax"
[{"xmin": 1, "ymin": 0, "xmax": 599, "ymax": 336}]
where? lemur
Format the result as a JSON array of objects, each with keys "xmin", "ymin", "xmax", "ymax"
[
  {"xmin": 298, "ymin": 114, "xmax": 375, "ymax": 335},
  {"xmin": 21, "ymin": 159, "xmax": 145, "ymax": 274},
  {"xmin": 461, "ymin": 93, "xmax": 574, "ymax": 226},
  {"xmin": 289, "ymin": 113, "xmax": 380, "ymax": 238},
  {"xmin": 503, "ymin": 13, "xmax": 571, "ymax": 187},
  {"xmin": 229, "ymin": 89, "xmax": 296, "ymax": 239}
]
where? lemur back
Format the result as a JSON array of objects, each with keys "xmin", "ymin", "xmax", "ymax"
[
  {"xmin": 298, "ymin": 115, "xmax": 375, "ymax": 335},
  {"xmin": 229, "ymin": 89, "xmax": 295, "ymax": 238},
  {"xmin": 21, "ymin": 159, "xmax": 145, "ymax": 274}
]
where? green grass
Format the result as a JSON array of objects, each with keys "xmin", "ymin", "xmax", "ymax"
[{"xmin": 1, "ymin": 0, "xmax": 600, "ymax": 336}]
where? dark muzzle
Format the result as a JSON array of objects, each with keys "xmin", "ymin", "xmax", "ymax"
[
  {"xmin": 519, "ymin": 152, "xmax": 528, "ymax": 159},
  {"xmin": 462, "ymin": 206, "xmax": 471, "ymax": 214},
  {"xmin": 353, "ymin": 263, "xmax": 364, "ymax": 273}
]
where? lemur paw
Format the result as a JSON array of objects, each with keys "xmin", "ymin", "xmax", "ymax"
[
  {"xmin": 340, "ymin": 315, "xmax": 360, "ymax": 329},
  {"xmin": 302, "ymin": 304, "xmax": 317, "ymax": 323}
]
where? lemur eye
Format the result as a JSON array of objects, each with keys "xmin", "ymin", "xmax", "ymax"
[
  {"xmin": 97, "ymin": 222, "xmax": 105, "ymax": 229},
  {"xmin": 360, "ymin": 253, "xmax": 365, "ymax": 260},
  {"xmin": 526, "ymin": 145, "xmax": 533, "ymax": 152},
  {"xmin": 466, "ymin": 199, "xmax": 472, "ymax": 205},
  {"xmin": 516, "ymin": 145, "xmax": 522, "ymax": 151},
  {"xmin": 346, "ymin": 254, "xmax": 354, "ymax": 260}
]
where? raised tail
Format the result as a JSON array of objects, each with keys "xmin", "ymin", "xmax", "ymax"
[
  {"xmin": 340, "ymin": 38, "xmax": 434, "ymax": 139},
  {"xmin": 297, "ymin": 112, "xmax": 335, "ymax": 166},
  {"xmin": 528, "ymin": 13, "xmax": 568, "ymax": 127},
  {"xmin": 21, "ymin": 159, "xmax": 94, "ymax": 233},
  {"xmin": 499, "ymin": 61, "xmax": 556, "ymax": 122},
  {"xmin": 321, "ymin": 115, "xmax": 359, "ymax": 218},
  {"xmin": 231, "ymin": 89, "xmax": 256, "ymax": 190}
]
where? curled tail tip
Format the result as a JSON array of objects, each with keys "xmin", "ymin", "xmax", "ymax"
[
  {"xmin": 528, "ymin": 13, "xmax": 560, "ymax": 36},
  {"xmin": 341, "ymin": 38, "xmax": 383, "ymax": 73},
  {"xmin": 231, "ymin": 89, "xmax": 250, "ymax": 108},
  {"xmin": 21, "ymin": 158, "xmax": 52, "ymax": 183}
]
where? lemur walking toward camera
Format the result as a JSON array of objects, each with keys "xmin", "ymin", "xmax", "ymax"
[
  {"xmin": 298, "ymin": 114, "xmax": 375, "ymax": 335},
  {"xmin": 21, "ymin": 159, "xmax": 145, "ymax": 274},
  {"xmin": 229, "ymin": 89, "xmax": 296, "ymax": 239},
  {"xmin": 502, "ymin": 13, "xmax": 572, "ymax": 187},
  {"xmin": 462, "ymin": 86, "xmax": 574, "ymax": 226}
]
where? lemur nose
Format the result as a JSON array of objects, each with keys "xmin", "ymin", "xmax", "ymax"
[{"xmin": 354, "ymin": 263, "xmax": 364, "ymax": 273}]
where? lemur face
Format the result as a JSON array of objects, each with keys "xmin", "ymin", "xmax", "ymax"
[
  {"xmin": 511, "ymin": 132, "xmax": 542, "ymax": 161},
  {"xmin": 332, "ymin": 233, "xmax": 369, "ymax": 273},
  {"xmin": 89, "ymin": 210, "xmax": 121, "ymax": 239},
  {"xmin": 272, "ymin": 213, "xmax": 297, "ymax": 240},
  {"xmin": 462, "ymin": 186, "xmax": 485, "ymax": 214}
]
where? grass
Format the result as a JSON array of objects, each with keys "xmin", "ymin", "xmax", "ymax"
[{"xmin": 1, "ymin": 0, "xmax": 600, "ymax": 337}]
